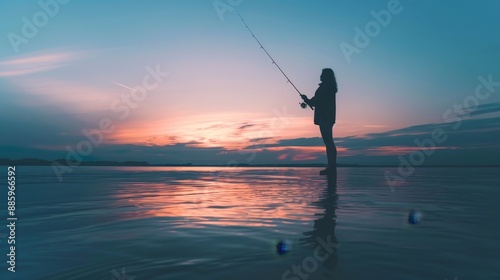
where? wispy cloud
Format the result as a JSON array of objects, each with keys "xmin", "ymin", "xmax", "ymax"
[
  {"xmin": 0, "ymin": 48, "xmax": 115, "ymax": 114},
  {"xmin": 0, "ymin": 49, "xmax": 84, "ymax": 77},
  {"xmin": 468, "ymin": 102, "xmax": 500, "ymax": 117},
  {"xmin": 363, "ymin": 124, "xmax": 388, "ymax": 128},
  {"xmin": 238, "ymin": 123, "xmax": 255, "ymax": 130}
]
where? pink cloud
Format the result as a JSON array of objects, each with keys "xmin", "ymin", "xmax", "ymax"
[
  {"xmin": 292, "ymin": 154, "xmax": 318, "ymax": 161},
  {"xmin": 277, "ymin": 154, "xmax": 288, "ymax": 160}
]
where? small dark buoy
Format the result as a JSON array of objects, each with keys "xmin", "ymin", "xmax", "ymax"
[
  {"xmin": 276, "ymin": 240, "xmax": 290, "ymax": 255},
  {"xmin": 408, "ymin": 210, "xmax": 422, "ymax": 224}
]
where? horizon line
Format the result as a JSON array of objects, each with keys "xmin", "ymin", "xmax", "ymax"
[{"xmin": 1, "ymin": 158, "xmax": 499, "ymax": 168}]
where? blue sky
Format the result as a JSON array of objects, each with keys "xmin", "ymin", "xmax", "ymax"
[{"xmin": 1, "ymin": 0, "xmax": 499, "ymax": 165}]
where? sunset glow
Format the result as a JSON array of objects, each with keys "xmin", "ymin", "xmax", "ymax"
[{"xmin": 1, "ymin": 1, "xmax": 499, "ymax": 165}]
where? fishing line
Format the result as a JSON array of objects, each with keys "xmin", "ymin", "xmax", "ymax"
[{"xmin": 236, "ymin": 11, "xmax": 313, "ymax": 110}]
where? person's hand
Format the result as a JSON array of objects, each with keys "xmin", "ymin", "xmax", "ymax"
[{"xmin": 300, "ymin": 94, "xmax": 309, "ymax": 101}]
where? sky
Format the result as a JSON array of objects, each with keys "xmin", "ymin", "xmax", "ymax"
[{"xmin": 1, "ymin": 0, "xmax": 500, "ymax": 165}]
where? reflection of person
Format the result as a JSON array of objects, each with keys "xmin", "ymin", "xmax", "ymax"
[
  {"xmin": 299, "ymin": 173, "xmax": 339, "ymax": 277},
  {"xmin": 301, "ymin": 68, "xmax": 337, "ymax": 175}
]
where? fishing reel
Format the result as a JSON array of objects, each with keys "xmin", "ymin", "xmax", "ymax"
[{"xmin": 300, "ymin": 102, "xmax": 308, "ymax": 109}]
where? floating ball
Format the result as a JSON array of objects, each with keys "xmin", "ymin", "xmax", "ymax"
[
  {"xmin": 408, "ymin": 210, "xmax": 422, "ymax": 224},
  {"xmin": 276, "ymin": 240, "xmax": 290, "ymax": 255}
]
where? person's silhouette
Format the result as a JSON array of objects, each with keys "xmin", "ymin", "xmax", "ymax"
[{"xmin": 301, "ymin": 68, "xmax": 338, "ymax": 175}]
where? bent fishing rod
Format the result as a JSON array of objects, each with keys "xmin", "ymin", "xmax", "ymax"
[{"xmin": 236, "ymin": 11, "xmax": 313, "ymax": 110}]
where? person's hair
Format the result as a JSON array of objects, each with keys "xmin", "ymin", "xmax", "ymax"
[{"xmin": 321, "ymin": 68, "xmax": 336, "ymax": 84}]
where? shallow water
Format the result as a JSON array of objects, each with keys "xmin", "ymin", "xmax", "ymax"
[{"xmin": 1, "ymin": 166, "xmax": 499, "ymax": 280}]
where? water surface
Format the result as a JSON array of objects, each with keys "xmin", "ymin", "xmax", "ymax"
[{"xmin": 1, "ymin": 167, "xmax": 499, "ymax": 280}]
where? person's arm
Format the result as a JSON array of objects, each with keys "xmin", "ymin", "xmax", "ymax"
[
  {"xmin": 301, "ymin": 90, "xmax": 320, "ymax": 107},
  {"xmin": 307, "ymin": 96, "xmax": 317, "ymax": 106},
  {"xmin": 301, "ymin": 94, "xmax": 316, "ymax": 107}
]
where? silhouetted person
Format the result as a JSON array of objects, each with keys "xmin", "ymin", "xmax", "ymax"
[{"xmin": 301, "ymin": 68, "xmax": 337, "ymax": 175}]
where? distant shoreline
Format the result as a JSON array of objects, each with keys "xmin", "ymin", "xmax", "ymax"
[{"xmin": 1, "ymin": 158, "xmax": 498, "ymax": 168}]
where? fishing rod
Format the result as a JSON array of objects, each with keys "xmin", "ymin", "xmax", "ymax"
[{"xmin": 236, "ymin": 11, "xmax": 313, "ymax": 110}]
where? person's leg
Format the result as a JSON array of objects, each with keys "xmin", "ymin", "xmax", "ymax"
[
  {"xmin": 330, "ymin": 124, "xmax": 337, "ymax": 167},
  {"xmin": 320, "ymin": 123, "xmax": 336, "ymax": 169}
]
